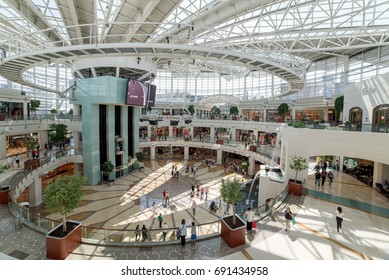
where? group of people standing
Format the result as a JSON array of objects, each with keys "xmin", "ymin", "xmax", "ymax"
[{"xmin": 314, "ymin": 160, "xmax": 335, "ymax": 187}]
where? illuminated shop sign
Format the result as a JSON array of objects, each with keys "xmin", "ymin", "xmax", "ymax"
[{"xmin": 344, "ymin": 158, "xmax": 358, "ymax": 169}]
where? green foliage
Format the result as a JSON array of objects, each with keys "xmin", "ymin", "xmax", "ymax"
[
  {"xmin": 0, "ymin": 163, "xmax": 11, "ymax": 174},
  {"xmin": 101, "ymin": 161, "xmax": 114, "ymax": 175},
  {"xmin": 135, "ymin": 152, "xmax": 145, "ymax": 162},
  {"xmin": 48, "ymin": 123, "xmax": 68, "ymax": 145},
  {"xmin": 288, "ymin": 121, "xmax": 306, "ymax": 128},
  {"xmin": 277, "ymin": 103, "xmax": 289, "ymax": 119},
  {"xmin": 50, "ymin": 108, "xmax": 58, "ymax": 115},
  {"xmin": 211, "ymin": 106, "xmax": 221, "ymax": 116},
  {"xmin": 289, "ymin": 155, "xmax": 308, "ymax": 182},
  {"xmin": 68, "ymin": 108, "xmax": 73, "ymax": 115},
  {"xmin": 187, "ymin": 105, "xmax": 195, "ymax": 115},
  {"xmin": 241, "ymin": 161, "xmax": 249, "ymax": 171},
  {"xmin": 334, "ymin": 96, "xmax": 344, "ymax": 120},
  {"xmin": 23, "ymin": 138, "xmax": 36, "ymax": 151},
  {"xmin": 220, "ymin": 178, "xmax": 245, "ymax": 225},
  {"xmin": 229, "ymin": 105, "xmax": 239, "ymax": 116},
  {"xmin": 30, "ymin": 100, "xmax": 41, "ymax": 114},
  {"xmin": 43, "ymin": 174, "xmax": 86, "ymax": 232}
]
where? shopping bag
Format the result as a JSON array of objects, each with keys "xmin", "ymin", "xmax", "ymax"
[{"xmin": 292, "ymin": 217, "xmax": 296, "ymax": 225}]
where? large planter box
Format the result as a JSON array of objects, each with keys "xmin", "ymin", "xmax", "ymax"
[
  {"xmin": 0, "ymin": 186, "xmax": 10, "ymax": 205},
  {"xmin": 216, "ymin": 139, "xmax": 223, "ymax": 144},
  {"xmin": 220, "ymin": 215, "xmax": 246, "ymax": 248},
  {"xmin": 249, "ymin": 145, "xmax": 257, "ymax": 152},
  {"xmin": 46, "ymin": 221, "xmax": 82, "ymax": 260},
  {"xmin": 288, "ymin": 180, "xmax": 302, "ymax": 196}
]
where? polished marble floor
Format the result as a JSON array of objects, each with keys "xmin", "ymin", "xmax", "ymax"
[{"xmin": 0, "ymin": 154, "xmax": 388, "ymax": 260}]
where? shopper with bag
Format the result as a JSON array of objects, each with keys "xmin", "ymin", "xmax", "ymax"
[
  {"xmin": 284, "ymin": 207, "xmax": 293, "ymax": 231},
  {"xmin": 177, "ymin": 219, "xmax": 187, "ymax": 246}
]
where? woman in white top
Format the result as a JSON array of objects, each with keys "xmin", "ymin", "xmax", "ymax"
[
  {"xmin": 336, "ymin": 206, "xmax": 344, "ymax": 232},
  {"xmin": 246, "ymin": 207, "xmax": 254, "ymax": 231}
]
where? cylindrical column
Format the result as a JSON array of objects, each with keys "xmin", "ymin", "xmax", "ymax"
[
  {"xmin": 184, "ymin": 146, "xmax": 189, "ymax": 160},
  {"xmin": 216, "ymin": 149, "xmax": 222, "ymax": 164},
  {"xmin": 28, "ymin": 178, "xmax": 42, "ymax": 207},
  {"xmin": 150, "ymin": 145, "xmax": 156, "ymax": 160}
]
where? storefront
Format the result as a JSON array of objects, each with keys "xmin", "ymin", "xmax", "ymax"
[
  {"xmin": 372, "ymin": 104, "xmax": 389, "ymax": 133},
  {"xmin": 343, "ymin": 157, "xmax": 373, "ymax": 186}
]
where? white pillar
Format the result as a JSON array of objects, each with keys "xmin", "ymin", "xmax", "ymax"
[
  {"xmin": 150, "ymin": 145, "xmax": 156, "ymax": 160},
  {"xmin": 39, "ymin": 130, "xmax": 48, "ymax": 150},
  {"xmin": 28, "ymin": 178, "xmax": 42, "ymax": 207},
  {"xmin": 216, "ymin": 149, "xmax": 222, "ymax": 164},
  {"xmin": 147, "ymin": 125, "xmax": 152, "ymax": 138},
  {"xmin": 184, "ymin": 146, "xmax": 189, "ymax": 160},
  {"xmin": 169, "ymin": 125, "xmax": 173, "ymax": 139},
  {"xmin": 210, "ymin": 126, "xmax": 215, "ymax": 141},
  {"xmin": 231, "ymin": 128, "xmax": 236, "ymax": 141},
  {"xmin": 373, "ymin": 162, "xmax": 383, "ymax": 189},
  {"xmin": 339, "ymin": 156, "xmax": 344, "ymax": 172},
  {"xmin": 248, "ymin": 156, "xmax": 255, "ymax": 176},
  {"xmin": 0, "ymin": 134, "xmax": 6, "ymax": 159}
]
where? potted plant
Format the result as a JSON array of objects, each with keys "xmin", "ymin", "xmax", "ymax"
[
  {"xmin": 288, "ymin": 155, "xmax": 308, "ymax": 196},
  {"xmin": 229, "ymin": 106, "xmax": 239, "ymax": 120},
  {"xmin": 48, "ymin": 123, "xmax": 68, "ymax": 149},
  {"xmin": 135, "ymin": 151, "xmax": 145, "ymax": 170},
  {"xmin": 187, "ymin": 104, "xmax": 195, "ymax": 116},
  {"xmin": 220, "ymin": 178, "xmax": 246, "ymax": 248},
  {"xmin": 30, "ymin": 99, "xmax": 40, "ymax": 117},
  {"xmin": 241, "ymin": 160, "xmax": 249, "ymax": 175},
  {"xmin": 211, "ymin": 106, "xmax": 221, "ymax": 119},
  {"xmin": 101, "ymin": 161, "xmax": 115, "ymax": 185},
  {"xmin": 44, "ymin": 174, "xmax": 86, "ymax": 259},
  {"xmin": 277, "ymin": 103, "xmax": 289, "ymax": 122}
]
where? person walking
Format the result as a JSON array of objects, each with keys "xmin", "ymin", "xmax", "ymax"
[
  {"xmin": 134, "ymin": 225, "xmax": 140, "ymax": 242},
  {"xmin": 157, "ymin": 213, "xmax": 163, "ymax": 228},
  {"xmin": 177, "ymin": 219, "xmax": 187, "ymax": 246},
  {"xmin": 314, "ymin": 170, "xmax": 321, "ymax": 187},
  {"xmin": 190, "ymin": 222, "xmax": 197, "ymax": 244},
  {"xmin": 191, "ymin": 200, "xmax": 197, "ymax": 216},
  {"xmin": 200, "ymin": 186, "xmax": 204, "ymax": 200},
  {"xmin": 284, "ymin": 207, "xmax": 293, "ymax": 231},
  {"xmin": 336, "ymin": 206, "xmax": 344, "ymax": 232},
  {"xmin": 15, "ymin": 154, "xmax": 20, "ymax": 167},
  {"xmin": 328, "ymin": 170, "xmax": 334, "ymax": 186},
  {"xmin": 205, "ymin": 186, "xmax": 209, "ymax": 201},
  {"xmin": 162, "ymin": 222, "xmax": 168, "ymax": 241},
  {"xmin": 321, "ymin": 170, "xmax": 327, "ymax": 186},
  {"xmin": 141, "ymin": 224, "xmax": 148, "ymax": 242},
  {"xmin": 165, "ymin": 192, "xmax": 170, "ymax": 206},
  {"xmin": 245, "ymin": 207, "xmax": 254, "ymax": 233}
]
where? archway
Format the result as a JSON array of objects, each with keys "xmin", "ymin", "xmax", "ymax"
[
  {"xmin": 372, "ymin": 104, "xmax": 389, "ymax": 133},
  {"xmin": 349, "ymin": 107, "xmax": 363, "ymax": 131}
]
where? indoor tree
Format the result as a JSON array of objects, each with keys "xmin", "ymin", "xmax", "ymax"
[
  {"xmin": 188, "ymin": 104, "xmax": 195, "ymax": 116},
  {"xmin": 220, "ymin": 177, "xmax": 245, "ymax": 225},
  {"xmin": 48, "ymin": 123, "xmax": 68, "ymax": 147},
  {"xmin": 210, "ymin": 106, "xmax": 221, "ymax": 118},
  {"xmin": 289, "ymin": 155, "xmax": 308, "ymax": 183},
  {"xmin": 277, "ymin": 103, "xmax": 289, "ymax": 121},
  {"xmin": 229, "ymin": 105, "xmax": 239, "ymax": 117},
  {"xmin": 43, "ymin": 173, "xmax": 86, "ymax": 233},
  {"xmin": 30, "ymin": 100, "xmax": 40, "ymax": 116},
  {"xmin": 334, "ymin": 96, "xmax": 344, "ymax": 122},
  {"xmin": 101, "ymin": 161, "xmax": 115, "ymax": 182},
  {"xmin": 135, "ymin": 151, "xmax": 145, "ymax": 169}
]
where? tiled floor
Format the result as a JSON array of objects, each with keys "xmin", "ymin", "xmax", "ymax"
[{"xmin": 0, "ymin": 155, "xmax": 388, "ymax": 260}]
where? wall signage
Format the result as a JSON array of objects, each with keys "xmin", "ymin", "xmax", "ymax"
[
  {"xmin": 361, "ymin": 86, "xmax": 376, "ymax": 95},
  {"xmin": 344, "ymin": 158, "xmax": 358, "ymax": 169}
]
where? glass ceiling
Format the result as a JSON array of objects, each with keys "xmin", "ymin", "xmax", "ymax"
[{"xmin": 0, "ymin": 0, "xmax": 388, "ymax": 99}]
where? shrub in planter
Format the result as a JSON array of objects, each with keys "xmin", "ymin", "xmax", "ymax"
[
  {"xmin": 43, "ymin": 174, "xmax": 86, "ymax": 259},
  {"xmin": 220, "ymin": 178, "xmax": 246, "ymax": 247},
  {"xmin": 101, "ymin": 161, "xmax": 115, "ymax": 184},
  {"xmin": 288, "ymin": 155, "xmax": 308, "ymax": 196}
]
